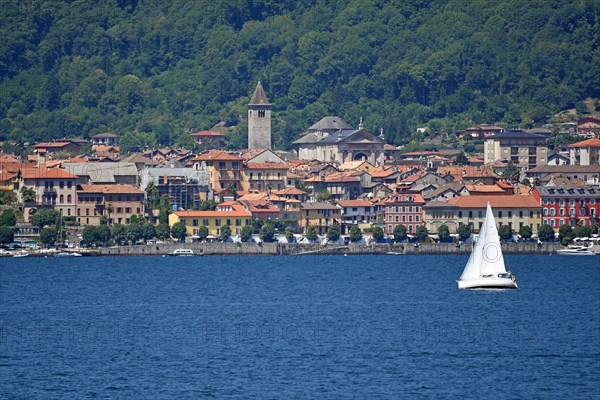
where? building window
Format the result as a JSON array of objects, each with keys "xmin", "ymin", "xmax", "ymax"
[
  {"xmin": 193, "ymin": 219, "xmax": 198, "ymax": 227},
  {"xmin": 468, "ymin": 211, "xmax": 473, "ymax": 218},
  {"xmin": 508, "ymin": 211, "xmax": 512, "ymax": 218},
  {"xmin": 236, "ymin": 219, "xmax": 241, "ymax": 226},
  {"xmin": 258, "ymin": 110, "xmax": 265, "ymax": 118},
  {"xmin": 216, "ymin": 219, "xmax": 221, "ymax": 226},
  {"xmin": 232, "ymin": 162, "xmax": 239, "ymax": 170},
  {"xmin": 498, "ymin": 211, "xmax": 502, "ymax": 218},
  {"xmin": 416, "ymin": 215, "xmax": 420, "ymax": 222},
  {"xmin": 458, "ymin": 211, "xmax": 463, "ymax": 218},
  {"xmin": 227, "ymin": 219, "xmax": 231, "ymax": 226}
]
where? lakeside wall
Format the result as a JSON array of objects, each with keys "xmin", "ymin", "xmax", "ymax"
[{"xmin": 96, "ymin": 242, "xmax": 560, "ymax": 256}]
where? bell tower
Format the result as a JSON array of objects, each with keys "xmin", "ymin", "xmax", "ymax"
[{"xmin": 248, "ymin": 81, "xmax": 271, "ymax": 150}]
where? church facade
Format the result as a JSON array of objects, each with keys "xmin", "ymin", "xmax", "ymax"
[
  {"xmin": 247, "ymin": 81, "xmax": 271, "ymax": 150},
  {"xmin": 292, "ymin": 116, "xmax": 385, "ymax": 166}
]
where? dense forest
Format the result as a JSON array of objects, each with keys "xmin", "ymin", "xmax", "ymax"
[{"xmin": 0, "ymin": 0, "xmax": 598, "ymax": 151}]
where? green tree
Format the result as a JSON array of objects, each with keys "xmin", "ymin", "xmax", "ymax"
[
  {"xmin": 141, "ymin": 223, "xmax": 155, "ymax": 242},
  {"xmin": 306, "ymin": 225, "xmax": 318, "ymax": 241},
  {"xmin": 558, "ymin": 224, "xmax": 573, "ymax": 242},
  {"xmin": 537, "ymin": 224, "xmax": 555, "ymax": 242},
  {"xmin": 111, "ymin": 224, "xmax": 127, "ymax": 244},
  {"xmin": 126, "ymin": 223, "xmax": 144, "ymax": 243},
  {"xmin": 349, "ymin": 225, "xmax": 362, "ymax": 242},
  {"xmin": 457, "ymin": 224, "xmax": 471, "ymax": 241},
  {"xmin": 498, "ymin": 224, "xmax": 513, "ymax": 241},
  {"xmin": 171, "ymin": 222, "xmax": 187, "ymax": 243},
  {"xmin": 97, "ymin": 225, "xmax": 111, "ymax": 245},
  {"xmin": 0, "ymin": 226, "xmax": 14, "ymax": 245},
  {"xmin": 219, "ymin": 225, "xmax": 232, "ymax": 242},
  {"xmin": 39, "ymin": 226, "xmax": 57, "ymax": 247},
  {"xmin": 393, "ymin": 224, "xmax": 407, "ymax": 242},
  {"xmin": 415, "ymin": 226, "xmax": 428, "ymax": 242},
  {"xmin": 259, "ymin": 221, "xmax": 275, "ymax": 242},
  {"xmin": 240, "ymin": 225, "xmax": 253, "ymax": 242},
  {"xmin": 81, "ymin": 226, "xmax": 99, "ymax": 246},
  {"xmin": 315, "ymin": 190, "xmax": 331, "ymax": 201},
  {"xmin": 30, "ymin": 209, "xmax": 60, "ymax": 228},
  {"xmin": 20, "ymin": 187, "xmax": 36, "ymax": 202},
  {"xmin": 372, "ymin": 226, "xmax": 384, "ymax": 242},
  {"xmin": 572, "ymin": 225, "xmax": 592, "ymax": 238},
  {"xmin": 455, "ymin": 152, "xmax": 468, "ymax": 165},
  {"xmin": 156, "ymin": 223, "xmax": 171, "ymax": 240},
  {"xmin": 284, "ymin": 226, "xmax": 295, "ymax": 243},
  {"xmin": 0, "ymin": 209, "xmax": 17, "ymax": 226},
  {"xmin": 197, "ymin": 225, "xmax": 209, "ymax": 241},
  {"xmin": 519, "ymin": 225, "xmax": 533, "ymax": 240},
  {"xmin": 437, "ymin": 224, "xmax": 450, "ymax": 241},
  {"xmin": 326, "ymin": 224, "xmax": 340, "ymax": 242}
]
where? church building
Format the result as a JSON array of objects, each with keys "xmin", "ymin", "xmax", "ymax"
[
  {"xmin": 292, "ymin": 116, "xmax": 385, "ymax": 166},
  {"xmin": 248, "ymin": 81, "xmax": 271, "ymax": 150}
]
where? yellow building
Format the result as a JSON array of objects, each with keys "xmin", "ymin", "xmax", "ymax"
[
  {"xmin": 168, "ymin": 202, "xmax": 252, "ymax": 237},
  {"xmin": 299, "ymin": 202, "xmax": 341, "ymax": 234},
  {"xmin": 448, "ymin": 194, "xmax": 542, "ymax": 233}
]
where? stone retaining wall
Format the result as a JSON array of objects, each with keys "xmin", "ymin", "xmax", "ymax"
[{"xmin": 95, "ymin": 241, "xmax": 560, "ymax": 256}]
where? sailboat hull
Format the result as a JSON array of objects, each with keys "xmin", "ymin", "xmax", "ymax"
[{"xmin": 458, "ymin": 277, "xmax": 518, "ymax": 289}]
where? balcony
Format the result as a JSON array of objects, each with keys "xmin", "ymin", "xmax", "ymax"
[{"xmin": 43, "ymin": 187, "xmax": 57, "ymax": 194}]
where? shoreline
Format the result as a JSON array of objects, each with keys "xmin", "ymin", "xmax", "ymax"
[{"xmin": 3, "ymin": 241, "xmax": 563, "ymax": 257}]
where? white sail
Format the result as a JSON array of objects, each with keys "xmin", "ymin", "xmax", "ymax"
[
  {"xmin": 460, "ymin": 214, "xmax": 486, "ymax": 280},
  {"xmin": 479, "ymin": 203, "xmax": 507, "ymax": 276}
]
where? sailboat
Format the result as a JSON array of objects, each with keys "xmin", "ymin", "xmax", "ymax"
[{"xmin": 458, "ymin": 202, "xmax": 518, "ymax": 289}]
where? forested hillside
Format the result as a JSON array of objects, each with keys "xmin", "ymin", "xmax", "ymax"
[{"xmin": 1, "ymin": 0, "xmax": 598, "ymax": 151}]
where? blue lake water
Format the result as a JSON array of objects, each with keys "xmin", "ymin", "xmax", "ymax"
[{"xmin": 1, "ymin": 254, "xmax": 599, "ymax": 399}]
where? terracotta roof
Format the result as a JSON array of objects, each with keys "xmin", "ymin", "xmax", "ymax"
[
  {"xmin": 240, "ymin": 149, "xmax": 267, "ymax": 159},
  {"xmin": 274, "ymin": 187, "xmax": 306, "ymax": 195},
  {"xmin": 384, "ymin": 193, "xmax": 425, "ymax": 204},
  {"xmin": 21, "ymin": 167, "xmax": 78, "ymax": 179},
  {"xmin": 568, "ymin": 138, "xmax": 600, "ymax": 148},
  {"xmin": 239, "ymin": 199, "xmax": 280, "ymax": 213},
  {"xmin": 173, "ymin": 204, "xmax": 251, "ymax": 218},
  {"xmin": 370, "ymin": 168, "xmax": 397, "ymax": 178},
  {"xmin": 192, "ymin": 150, "xmax": 243, "ymax": 162},
  {"xmin": 0, "ymin": 153, "xmax": 19, "ymax": 163},
  {"xmin": 448, "ymin": 194, "xmax": 539, "ymax": 208},
  {"xmin": 465, "ymin": 184, "xmax": 505, "ymax": 193},
  {"xmin": 92, "ymin": 133, "xmax": 117, "ymax": 138},
  {"xmin": 0, "ymin": 171, "xmax": 17, "ymax": 181},
  {"xmin": 190, "ymin": 130, "xmax": 224, "ymax": 137},
  {"xmin": 337, "ymin": 200, "xmax": 373, "ymax": 207},
  {"xmin": 78, "ymin": 184, "xmax": 144, "ymax": 194},
  {"xmin": 34, "ymin": 142, "xmax": 71, "ymax": 148}
]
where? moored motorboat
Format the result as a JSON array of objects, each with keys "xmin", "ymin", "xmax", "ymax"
[
  {"xmin": 55, "ymin": 252, "xmax": 83, "ymax": 257},
  {"xmin": 556, "ymin": 245, "xmax": 595, "ymax": 255},
  {"xmin": 171, "ymin": 248, "xmax": 195, "ymax": 256}
]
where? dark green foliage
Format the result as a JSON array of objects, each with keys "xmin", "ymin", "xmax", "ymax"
[
  {"xmin": 81, "ymin": 225, "xmax": 109, "ymax": 246},
  {"xmin": 219, "ymin": 225, "xmax": 232, "ymax": 242},
  {"xmin": 170, "ymin": 222, "xmax": 187, "ymax": 243},
  {"xmin": 455, "ymin": 153, "xmax": 468, "ymax": 165},
  {"xmin": 3, "ymin": 1, "xmax": 595, "ymax": 147},
  {"xmin": 306, "ymin": 225, "xmax": 318, "ymax": 241},
  {"xmin": 259, "ymin": 221, "xmax": 275, "ymax": 242},
  {"xmin": 39, "ymin": 226, "xmax": 57, "ymax": 246},
  {"xmin": 141, "ymin": 223, "xmax": 155, "ymax": 241},
  {"xmin": 326, "ymin": 224, "xmax": 340, "ymax": 242},
  {"xmin": 20, "ymin": 187, "xmax": 36, "ymax": 202},
  {"xmin": 156, "ymin": 223, "xmax": 171, "ymax": 240},
  {"xmin": 0, "ymin": 226, "xmax": 14, "ymax": 244},
  {"xmin": 498, "ymin": 224, "xmax": 513, "ymax": 241},
  {"xmin": 572, "ymin": 225, "xmax": 592, "ymax": 238},
  {"xmin": 197, "ymin": 225, "xmax": 208, "ymax": 241},
  {"xmin": 111, "ymin": 224, "xmax": 127, "ymax": 243},
  {"xmin": 30, "ymin": 208, "xmax": 60, "ymax": 228},
  {"xmin": 415, "ymin": 226, "xmax": 429, "ymax": 242},
  {"xmin": 558, "ymin": 224, "xmax": 573, "ymax": 242},
  {"xmin": 349, "ymin": 225, "xmax": 362, "ymax": 242},
  {"xmin": 457, "ymin": 224, "xmax": 471, "ymax": 241},
  {"xmin": 316, "ymin": 190, "xmax": 331, "ymax": 201},
  {"xmin": 240, "ymin": 225, "xmax": 253, "ymax": 242},
  {"xmin": 126, "ymin": 223, "xmax": 144, "ymax": 242},
  {"xmin": 537, "ymin": 224, "xmax": 555, "ymax": 242},
  {"xmin": 284, "ymin": 226, "xmax": 294, "ymax": 243},
  {"xmin": 519, "ymin": 225, "xmax": 533, "ymax": 240},
  {"xmin": 393, "ymin": 224, "xmax": 407, "ymax": 243},
  {"xmin": 437, "ymin": 224, "xmax": 450, "ymax": 241},
  {"xmin": 0, "ymin": 209, "xmax": 17, "ymax": 226},
  {"xmin": 199, "ymin": 200, "xmax": 217, "ymax": 211},
  {"xmin": 372, "ymin": 226, "xmax": 384, "ymax": 242}
]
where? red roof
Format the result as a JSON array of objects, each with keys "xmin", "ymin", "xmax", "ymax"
[
  {"xmin": 448, "ymin": 194, "xmax": 539, "ymax": 208},
  {"xmin": 337, "ymin": 200, "xmax": 373, "ymax": 207},
  {"xmin": 568, "ymin": 138, "xmax": 600, "ymax": 148},
  {"xmin": 21, "ymin": 167, "xmax": 78, "ymax": 179},
  {"xmin": 78, "ymin": 184, "xmax": 144, "ymax": 194},
  {"xmin": 192, "ymin": 150, "xmax": 243, "ymax": 162},
  {"xmin": 34, "ymin": 142, "xmax": 72, "ymax": 148},
  {"xmin": 0, "ymin": 171, "xmax": 17, "ymax": 181}
]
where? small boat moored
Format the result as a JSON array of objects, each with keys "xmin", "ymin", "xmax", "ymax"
[
  {"xmin": 171, "ymin": 248, "xmax": 196, "ymax": 256},
  {"xmin": 556, "ymin": 245, "xmax": 595, "ymax": 256}
]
